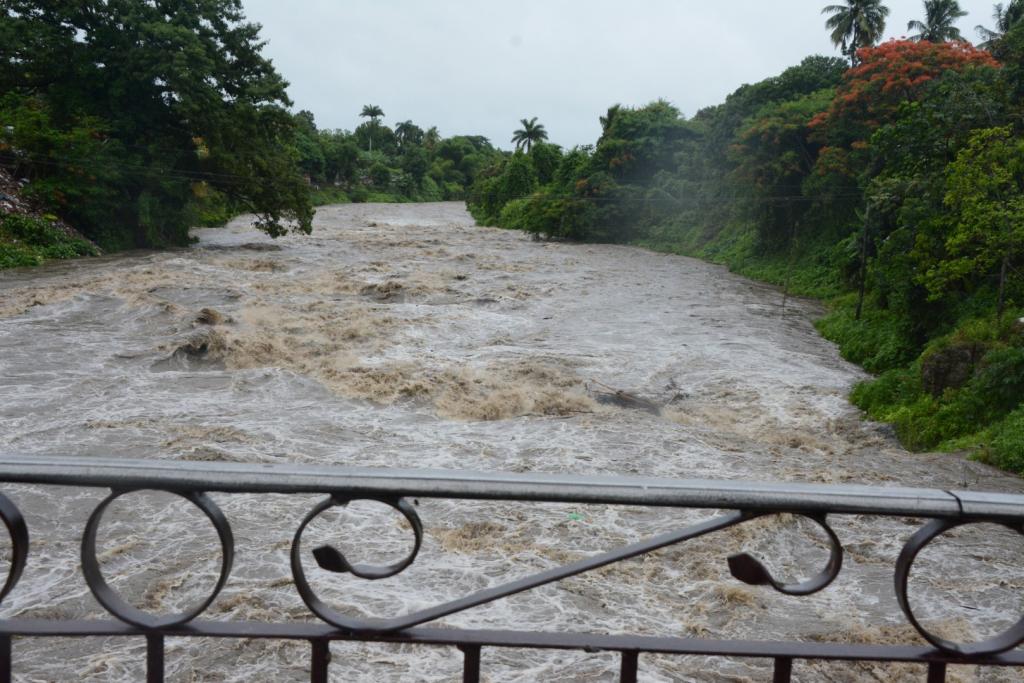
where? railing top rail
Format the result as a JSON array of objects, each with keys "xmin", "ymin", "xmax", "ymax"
[{"xmin": 0, "ymin": 454, "xmax": 1020, "ymax": 519}]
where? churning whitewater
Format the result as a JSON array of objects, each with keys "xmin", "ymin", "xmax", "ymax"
[{"xmin": 1, "ymin": 202, "xmax": 1023, "ymax": 682}]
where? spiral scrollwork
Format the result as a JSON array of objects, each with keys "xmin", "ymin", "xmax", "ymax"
[
  {"xmin": 0, "ymin": 491, "xmax": 28, "ymax": 606},
  {"xmin": 80, "ymin": 488, "xmax": 234, "ymax": 629},
  {"xmin": 727, "ymin": 513, "xmax": 843, "ymax": 596},
  {"xmin": 895, "ymin": 518, "xmax": 1024, "ymax": 656},
  {"xmin": 290, "ymin": 495, "xmax": 423, "ymax": 632}
]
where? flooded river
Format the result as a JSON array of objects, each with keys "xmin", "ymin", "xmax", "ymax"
[{"xmin": 1, "ymin": 202, "xmax": 1022, "ymax": 681}]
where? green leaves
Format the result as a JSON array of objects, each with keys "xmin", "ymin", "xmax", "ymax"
[
  {"xmin": 0, "ymin": 0, "xmax": 312, "ymax": 247},
  {"xmin": 920, "ymin": 126, "xmax": 1024, "ymax": 299}
]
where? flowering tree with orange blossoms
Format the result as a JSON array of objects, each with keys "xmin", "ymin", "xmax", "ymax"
[{"xmin": 810, "ymin": 40, "xmax": 1000, "ymax": 148}]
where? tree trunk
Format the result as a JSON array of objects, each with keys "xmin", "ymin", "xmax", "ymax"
[
  {"xmin": 855, "ymin": 207, "xmax": 870, "ymax": 321},
  {"xmin": 998, "ymin": 254, "xmax": 1008, "ymax": 322}
]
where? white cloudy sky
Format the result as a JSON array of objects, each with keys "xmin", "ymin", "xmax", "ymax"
[{"xmin": 241, "ymin": 1, "xmax": 1002, "ymax": 149}]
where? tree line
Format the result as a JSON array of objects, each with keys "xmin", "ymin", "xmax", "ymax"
[
  {"xmin": 467, "ymin": 0, "xmax": 1024, "ymax": 473},
  {"xmin": 288, "ymin": 105, "xmax": 503, "ymax": 212},
  {"xmin": 0, "ymin": 1, "xmax": 502, "ymax": 253}
]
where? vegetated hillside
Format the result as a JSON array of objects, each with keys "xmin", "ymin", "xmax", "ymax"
[
  {"xmin": 0, "ymin": 168, "xmax": 99, "ymax": 269},
  {"xmin": 468, "ymin": 33, "xmax": 1024, "ymax": 473}
]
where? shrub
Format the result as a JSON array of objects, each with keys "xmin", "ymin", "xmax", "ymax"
[
  {"xmin": 497, "ymin": 198, "xmax": 531, "ymax": 230},
  {"xmin": 983, "ymin": 408, "xmax": 1024, "ymax": 473},
  {"xmin": 0, "ymin": 213, "xmax": 98, "ymax": 269}
]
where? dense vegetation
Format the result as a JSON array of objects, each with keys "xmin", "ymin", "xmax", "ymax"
[
  {"xmin": 0, "ymin": 0, "xmax": 315, "ymax": 251},
  {"xmin": 0, "ymin": 1, "xmax": 500, "ymax": 258},
  {"xmin": 287, "ymin": 107, "xmax": 503, "ymax": 210},
  {"xmin": 0, "ymin": 213, "xmax": 98, "ymax": 268},
  {"xmin": 468, "ymin": 2, "xmax": 1024, "ymax": 473}
]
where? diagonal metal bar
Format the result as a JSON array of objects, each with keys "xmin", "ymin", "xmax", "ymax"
[{"xmin": 302, "ymin": 511, "xmax": 748, "ymax": 634}]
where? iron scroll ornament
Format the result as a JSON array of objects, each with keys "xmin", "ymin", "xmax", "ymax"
[
  {"xmin": 81, "ymin": 489, "xmax": 235, "ymax": 629},
  {"xmin": 290, "ymin": 495, "xmax": 424, "ymax": 631},
  {"xmin": 0, "ymin": 492, "xmax": 28, "ymax": 606},
  {"xmin": 291, "ymin": 502, "xmax": 842, "ymax": 635},
  {"xmin": 727, "ymin": 513, "xmax": 844, "ymax": 596},
  {"xmin": 895, "ymin": 517, "xmax": 1024, "ymax": 657}
]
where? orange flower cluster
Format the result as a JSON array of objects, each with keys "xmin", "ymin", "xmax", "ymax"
[{"xmin": 810, "ymin": 40, "xmax": 999, "ymax": 138}]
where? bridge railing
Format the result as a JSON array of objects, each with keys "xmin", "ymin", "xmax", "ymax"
[{"xmin": 0, "ymin": 454, "xmax": 1022, "ymax": 682}]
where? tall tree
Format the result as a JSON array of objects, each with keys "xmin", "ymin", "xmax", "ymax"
[
  {"xmin": 511, "ymin": 117, "xmax": 548, "ymax": 153},
  {"xmin": 822, "ymin": 0, "xmax": 891, "ymax": 64},
  {"xmin": 927, "ymin": 126, "xmax": 1024, "ymax": 320},
  {"xmin": 0, "ymin": 0, "xmax": 312, "ymax": 246},
  {"xmin": 359, "ymin": 105, "xmax": 385, "ymax": 152},
  {"xmin": 977, "ymin": 0, "xmax": 1024, "ymax": 47},
  {"xmin": 908, "ymin": 0, "xmax": 968, "ymax": 42},
  {"xmin": 394, "ymin": 120, "xmax": 423, "ymax": 150}
]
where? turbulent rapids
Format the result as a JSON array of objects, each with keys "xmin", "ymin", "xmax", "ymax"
[{"xmin": 1, "ymin": 202, "xmax": 1023, "ymax": 681}]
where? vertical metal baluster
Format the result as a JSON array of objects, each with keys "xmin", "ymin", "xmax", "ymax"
[
  {"xmin": 927, "ymin": 662, "xmax": 947, "ymax": 683},
  {"xmin": 0, "ymin": 634, "xmax": 11, "ymax": 683},
  {"xmin": 772, "ymin": 657, "xmax": 793, "ymax": 683},
  {"xmin": 619, "ymin": 650, "xmax": 638, "ymax": 683},
  {"xmin": 310, "ymin": 640, "xmax": 330, "ymax": 683},
  {"xmin": 146, "ymin": 634, "xmax": 164, "ymax": 683},
  {"xmin": 458, "ymin": 644, "xmax": 481, "ymax": 683}
]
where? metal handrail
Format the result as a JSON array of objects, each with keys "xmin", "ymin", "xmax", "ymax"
[
  {"xmin": 0, "ymin": 454, "xmax": 1020, "ymax": 517},
  {"xmin": 0, "ymin": 454, "xmax": 1023, "ymax": 682}
]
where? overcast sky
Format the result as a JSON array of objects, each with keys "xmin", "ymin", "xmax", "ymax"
[{"xmin": 241, "ymin": 0, "xmax": 1002, "ymax": 149}]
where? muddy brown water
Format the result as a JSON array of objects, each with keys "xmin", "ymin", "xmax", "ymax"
[{"xmin": 0, "ymin": 202, "xmax": 1022, "ymax": 681}]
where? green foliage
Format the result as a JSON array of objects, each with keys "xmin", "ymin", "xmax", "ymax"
[
  {"xmin": 309, "ymin": 187, "xmax": 351, "ymax": 206},
  {"xmin": 511, "ymin": 117, "xmax": 548, "ymax": 152},
  {"xmin": 822, "ymin": 0, "xmax": 891, "ymax": 64},
  {"xmin": 851, "ymin": 311, "xmax": 1024, "ymax": 458},
  {"xmin": 369, "ymin": 163, "xmax": 392, "ymax": 189},
  {"xmin": 922, "ymin": 127, "xmax": 1024, "ymax": 305},
  {"xmin": 907, "ymin": 0, "xmax": 968, "ymax": 43},
  {"xmin": 982, "ymin": 407, "xmax": 1024, "ymax": 473},
  {"xmin": 817, "ymin": 296, "xmax": 920, "ymax": 372},
  {"xmin": 292, "ymin": 110, "xmax": 500, "ymax": 209},
  {"xmin": 0, "ymin": 0, "xmax": 313, "ymax": 248},
  {"xmin": 0, "ymin": 213, "xmax": 98, "ymax": 269}
]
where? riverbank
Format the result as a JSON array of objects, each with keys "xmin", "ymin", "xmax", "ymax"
[
  {"xmin": 0, "ymin": 169, "xmax": 99, "ymax": 269},
  {"xmin": 627, "ymin": 221, "xmax": 1024, "ymax": 478}
]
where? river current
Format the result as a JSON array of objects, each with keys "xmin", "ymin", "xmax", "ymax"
[{"xmin": 1, "ymin": 202, "xmax": 1022, "ymax": 681}]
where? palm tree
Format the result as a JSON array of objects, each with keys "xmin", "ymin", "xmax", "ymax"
[
  {"xmin": 394, "ymin": 120, "xmax": 422, "ymax": 150},
  {"xmin": 359, "ymin": 104, "xmax": 384, "ymax": 124},
  {"xmin": 822, "ymin": 0, "xmax": 891, "ymax": 65},
  {"xmin": 359, "ymin": 105, "xmax": 384, "ymax": 152},
  {"xmin": 511, "ymin": 117, "xmax": 548, "ymax": 153},
  {"xmin": 977, "ymin": 0, "xmax": 1024, "ymax": 47},
  {"xmin": 908, "ymin": 0, "xmax": 967, "ymax": 41}
]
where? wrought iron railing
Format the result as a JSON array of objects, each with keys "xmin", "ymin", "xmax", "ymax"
[{"xmin": 0, "ymin": 454, "xmax": 1022, "ymax": 681}]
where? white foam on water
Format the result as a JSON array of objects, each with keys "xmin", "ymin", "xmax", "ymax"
[{"xmin": 1, "ymin": 202, "xmax": 1022, "ymax": 681}]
